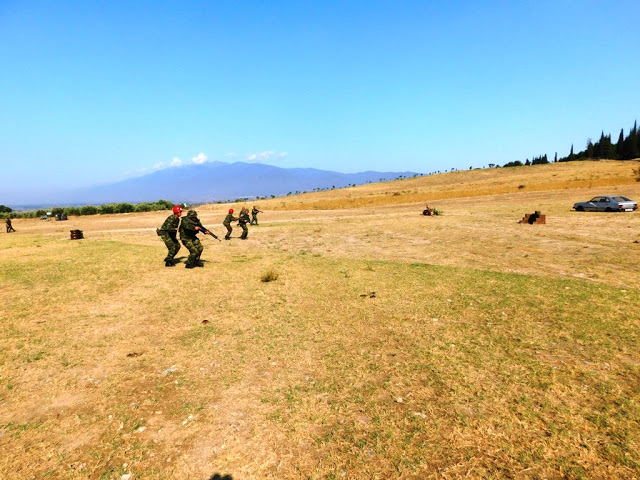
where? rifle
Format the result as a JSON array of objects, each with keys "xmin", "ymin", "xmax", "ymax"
[
  {"xmin": 194, "ymin": 221, "xmax": 222, "ymax": 242},
  {"xmin": 203, "ymin": 229, "xmax": 222, "ymax": 242}
]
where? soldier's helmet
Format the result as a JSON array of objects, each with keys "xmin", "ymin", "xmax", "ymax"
[
  {"xmin": 172, "ymin": 205, "xmax": 183, "ymax": 214},
  {"xmin": 187, "ymin": 210, "xmax": 198, "ymax": 218},
  {"xmin": 229, "ymin": 208, "xmax": 234, "ymax": 214}
]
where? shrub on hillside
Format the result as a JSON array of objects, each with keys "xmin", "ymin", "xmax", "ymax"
[
  {"xmin": 64, "ymin": 207, "xmax": 80, "ymax": 216},
  {"xmin": 114, "ymin": 203, "xmax": 135, "ymax": 213},
  {"xmin": 99, "ymin": 204, "xmax": 115, "ymax": 214},
  {"xmin": 135, "ymin": 203, "xmax": 154, "ymax": 212},
  {"xmin": 155, "ymin": 199, "xmax": 174, "ymax": 210},
  {"xmin": 80, "ymin": 205, "xmax": 98, "ymax": 215}
]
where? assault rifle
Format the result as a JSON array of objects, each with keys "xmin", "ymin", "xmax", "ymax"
[
  {"xmin": 201, "ymin": 228, "xmax": 222, "ymax": 242},
  {"xmin": 193, "ymin": 220, "xmax": 222, "ymax": 242}
]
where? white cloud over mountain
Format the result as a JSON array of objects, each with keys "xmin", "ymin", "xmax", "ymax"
[{"xmin": 192, "ymin": 153, "xmax": 208, "ymax": 164}]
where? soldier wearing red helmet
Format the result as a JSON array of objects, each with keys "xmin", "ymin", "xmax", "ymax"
[
  {"xmin": 157, "ymin": 205, "xmax": 183, "ymax": 266},
  {"xmin": 222, "ymin": 208, "xmax": 238, "ymax": 240}
]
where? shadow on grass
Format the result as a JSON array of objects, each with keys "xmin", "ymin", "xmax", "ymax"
[{"xmin": 209, "ymin": 474, "xmax": 233, "ymax": 480}]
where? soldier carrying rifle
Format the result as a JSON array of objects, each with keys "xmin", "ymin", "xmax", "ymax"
[
  {"xmin": 179, "ymin": 210, "xmax": 219, "ymax": 269},
  {"xmin": 238, "ymin": 206, "xmax": 250, "ymax": 240},
  {"xmin": 250, "ymin": 205, "xmax": 263, "ymax": 225}
]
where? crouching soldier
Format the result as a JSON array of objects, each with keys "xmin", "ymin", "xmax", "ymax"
[
  {"xmin": 157, "ymin": 205, "xmax": 182, "ymax": 266},
  {"xmin": 239, "ymin": 207, "xmax": 250, "ymax": 239},
  {"xmin": 179, "ymin": 210, "xmax": 212, "ymax": 268},
  {"xmin": 223, "ymin": 208, "xmax": 238, "ymax": 240}
]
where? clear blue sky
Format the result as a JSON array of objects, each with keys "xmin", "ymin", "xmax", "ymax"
[{"xmin": 2, "ymin": 0, "xmax": 639, "ymax": 203}]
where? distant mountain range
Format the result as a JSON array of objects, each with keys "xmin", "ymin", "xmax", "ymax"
[{"xmin": 26, "ymin": 162, "xmax": 422, "ymax": 207}]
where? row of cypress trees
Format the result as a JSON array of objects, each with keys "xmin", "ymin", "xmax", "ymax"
[
  {"xmin": 503, "ymin": 120, "xmax": 640, "ymax": 167},
  {"xmin": 559, "ymin": 120, "xmax": 640, "ymax": 162}
]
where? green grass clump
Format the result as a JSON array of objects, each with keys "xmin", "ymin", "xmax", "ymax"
[{"xmin": 260, "ymin": 269, "xmax": 279, "ymax": 282}]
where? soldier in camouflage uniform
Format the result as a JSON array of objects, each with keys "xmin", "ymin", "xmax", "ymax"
[
  {"xmin": 223, "ymin": 208, "xmax": 238, "ymax": 240},
  {"xmin": 179, "ymin": 210, "xmax": 212, "ymax": 268},
  {"xmin": 6, "ymin": 218, "xmax": 16, "ymax": 233},
  {"xmin": 238, "ymin": 206, "xmax": 250, "ymax": 240},
  {"xmin": 250, "ymin": 205, "xmax": 262, "ymax": 225},
  {"xmin": 157, "ymin": 205, "xmax": 182, "ymax": 266}
]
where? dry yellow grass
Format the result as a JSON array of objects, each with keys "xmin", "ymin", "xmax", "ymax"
[
  {"xmin": 234, "ymin": 160, "xmax": 640, "ymax": 211},
  {"xmin": 1, "ymin": 160, "xmax": 639, "ymax": 479}
]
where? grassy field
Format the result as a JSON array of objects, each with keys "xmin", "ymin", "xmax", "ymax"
[{"xmin": 1, "ymin": 161, "xmax": 639, "ymax": 479}]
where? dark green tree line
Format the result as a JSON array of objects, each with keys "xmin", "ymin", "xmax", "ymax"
[
  {"xmin": 558, "ymin": 120, "xmax": 639, "ymax": 162},
  {"xmin": 503, "ymin": 120, "xmax": 640, "ymax": 167}
]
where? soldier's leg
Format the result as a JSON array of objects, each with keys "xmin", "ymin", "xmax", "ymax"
[
  {"xmin": 194, "ymin": 238, "xmax": 204, "ymax": 266},
  {"xmin": 182, "ymin": 239, "xmax": 198, "ymax": 268},
  {"xmin": 240, "ymin": 224, "xmax": 248, "ymax": 239},
  {"xmin": 173, "ymin": 237, "xmax": 181, "ymax": 257},
  {"xmin": 161, "ymin": 233, "xmax": 177, "ymax": 264},
  {"xmin": 168, "ymin": 235, "xmax": 181, "ymax": 263},
  {"xmin": 225, "ymin": 225, "xmax": 232, "ymax": 240}
]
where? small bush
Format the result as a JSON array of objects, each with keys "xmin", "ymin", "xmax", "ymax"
[
  {"xmin": 260, "ymin": 269, "xmax": 279, "ymax": 283},
  {"xmin": 99, "ymin": 204, "xmax": 115, "ymax": 214},
  {"xmin": 80, "ymin": 205, "xmax": 98, "ymax": 215}
]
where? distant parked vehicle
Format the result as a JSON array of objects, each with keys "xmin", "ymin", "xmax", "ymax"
[{"xmin": 573, "ymin": 195, "xmax": 638, "ymax": 212}]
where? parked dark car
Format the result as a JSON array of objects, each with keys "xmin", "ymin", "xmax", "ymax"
[{"xmin": 573, "ymin": 195, "xmax": 637, "ymax": 212}]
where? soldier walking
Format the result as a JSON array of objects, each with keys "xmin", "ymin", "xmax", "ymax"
[
  {"xmin": 223, "ymin": 208, "xmax": 238, "ymax": 240},
  {"xmin": 6, "ymin": 218, "xmax": 15, "ymax": 233},
  {"xmin": 157, "ymin": 205, "xmax": 182, "ymax": 267},
  {"xmin": 250, "ymin": 205, "xmax": 262, "ymax": 225},
  {"xmin": 179, "ymin": 210, "xmax": 212, "ymax": 268},
  {"xmin": 239, "ymin": 207, "xmax": 250, "ymax": 240}
]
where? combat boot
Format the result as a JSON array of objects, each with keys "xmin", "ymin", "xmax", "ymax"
[
  {"xmin": 185, "ymin": 263, "xmax": 195, "ymax": 269},
  {"xmin": 195, "ymin": 260, "xmax": 204, "ymax": 267},
  {"xmin": 165, "ymin": 260, "xmax": 175, "ymax": 267}
]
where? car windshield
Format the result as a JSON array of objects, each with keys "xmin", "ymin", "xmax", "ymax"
[{"xmin": 612, "ymin": 196, "xmax": 631, "ymax": 202}]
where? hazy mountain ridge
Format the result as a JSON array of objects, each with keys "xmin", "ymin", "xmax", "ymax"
[{"xmin": 18, "ymin": 162, "xmax": 421, "ymax": 207}]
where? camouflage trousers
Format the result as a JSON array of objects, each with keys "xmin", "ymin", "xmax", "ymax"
[
  {"xmin": 181, "ymin": 237, "xmax": 203, "ymax": 266},
  {"xmin": 250, "ymin": 215, "xmax": 258, "ymax": 225},
  {"xmin": 224, "ymin": 224, "xmax": 233, "ymax": 239},
  {"xmin": 239, "ymin": 223, "xmax": 248, "ymax": 239},
  {"xmin": 160, "ymin": 232, "xmax": 180, "ymax": 262}
]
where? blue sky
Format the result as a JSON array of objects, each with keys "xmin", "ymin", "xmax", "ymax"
[{"xmin": 2, "ymin": 0, "xmax": 639, "ymax": 203}]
